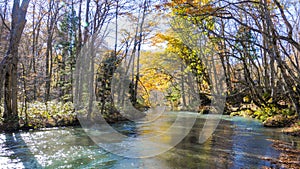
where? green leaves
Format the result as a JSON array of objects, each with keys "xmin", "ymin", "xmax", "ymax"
[{"xmin": 17, "ymin": 101, "xmax": 76, "ymax": 128}]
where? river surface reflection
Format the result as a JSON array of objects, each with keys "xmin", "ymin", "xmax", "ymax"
[{"xmin": 0, "ymin": 112, "xmax": 299, "ymax": 169}]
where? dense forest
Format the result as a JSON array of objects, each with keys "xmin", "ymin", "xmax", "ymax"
[{"xmin": 0, "ymin": 0, "xmax": 299, "ymax": 133}]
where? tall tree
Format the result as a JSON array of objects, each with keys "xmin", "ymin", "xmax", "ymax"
[
  {"xmin": 0, "ymin": 0, "xmax": 30, "ymax": 129},
  {"xmin": 44, "ymin": 0, "xmax": 61, "ymax": 101}
]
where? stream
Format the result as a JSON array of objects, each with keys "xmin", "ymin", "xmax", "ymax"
[{"xmin": 0, "ymin": 112, "xmax": 299, "ymax": 169}]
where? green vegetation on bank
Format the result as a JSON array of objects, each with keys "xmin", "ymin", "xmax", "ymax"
[
  {"xmin": 0, "ymin": 101, "xmax": 77, "ymax": 130},
  {"xmin": 229, "ymin": 102, "xmax": 300, "ymax": 136}
]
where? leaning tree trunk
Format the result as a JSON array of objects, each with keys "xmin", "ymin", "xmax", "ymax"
[{"xmin": 0, "ymin": 0, "xmax": 30, "ymax": 130}]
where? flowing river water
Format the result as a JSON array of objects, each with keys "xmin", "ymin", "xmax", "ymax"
[{"xmin": 0, "ymin": 112, "xmax": 299, "ymax": 169}]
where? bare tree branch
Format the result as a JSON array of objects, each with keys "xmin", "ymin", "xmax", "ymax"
[{"xmin": 0, "ymin": 13, "xmax": 10, "ymax": 31}]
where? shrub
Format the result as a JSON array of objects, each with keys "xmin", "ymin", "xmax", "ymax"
[{"xmin": 18, "ymin": 101, "xmax": 76, "ymax": 128}]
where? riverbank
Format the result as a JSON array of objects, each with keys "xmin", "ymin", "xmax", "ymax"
[
  {"xmin": 0, "ymin": 101, "xmax": 77, "ymax": 132},
  {"xmin": 263, "ymin": 139, "xmax": 300, "ymax": 169},
  {"xmin": 1, "ymin": 101, "xmax": 300, "ymax": 137},
  {"xmin": 283, "ymin": 123, "xmax": 300, "ymax": 137},
  {"xmin": 229, "ymin": 106, "xmax": 300, "ymax": 137},
  {"xmin": 0, "ymin": 101, "xmax": 146, "ymax": 132}
]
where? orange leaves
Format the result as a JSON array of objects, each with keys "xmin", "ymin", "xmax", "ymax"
[
  {"xmin": 151, "ymin": 33, "xmax": 177, "ymax": 47},
  {"xmin": 153, "ymin": 33, "xmax": 169, "ymax": 42},
  {"xmin": 153, "ymin": 32, "xmax": 181, "ymax": 46}
]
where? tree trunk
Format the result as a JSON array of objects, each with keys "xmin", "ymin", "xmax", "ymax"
[
  {"xmin": 180, "ymin": 63, "xmax": 187, "ymax": 108},
  {"xmin": 133, "ymin": 0, "xmax": 147, "ymax": 105},
  {"xmin": 45, "ymin": 0, "xmax": 55, "ymax": 102},
  {"xmin": 0, "ymin": 0, "xmax": 30, "ymax": 130}
]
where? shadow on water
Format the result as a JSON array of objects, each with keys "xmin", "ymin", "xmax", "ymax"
[
  {"xmin": 158, "ymin": 117, "xmax": 235, "ymax": 169},
  {"xmin": 157, "ymin": 116, "xmax": 285, "ymax": 169},
  {"xmin": 3, "ymin": 132, "xmax": 42, "ymax": 168},
  {"xmin": 111, "ymin": 121, "xmax": 139, "ymax": 137}
]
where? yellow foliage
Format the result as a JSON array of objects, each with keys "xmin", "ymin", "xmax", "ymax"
[
  {"xmin": 138, "ymin": 51, "xmax": 180, "ymax": 106},
  {"xmin": 57, "ymin": 54, "xmax": 63, "ymax": 62}
]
